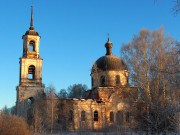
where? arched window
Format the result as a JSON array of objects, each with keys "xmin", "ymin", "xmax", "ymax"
[
  {"xmin": 29, "ymin": 41, "xmax": 35, "ymax": 52},
  {"xmin": 116, "ymin": 111, "xmax": 123, "ymax": 125},
  {"xmin": 110, "ymin": 111, "xmax": 114, "ymax": 122},
  {"xmin": 27, "ymin": 97, "xmax": 34, "ymax": 105},
  {"xmin": 126, "ymin": 112, "xmax": 130, "ymax": 123},
  {"xmin": 69, "ymin": 111, "xmax": 73, "ymax": 122},
  {"xmin": 100, "ymin": 75, "xmax": 105, "ymax": 86},
  {"xmin": 116, "ymin": 75, "xmax": 120, "ymax": 85},
  {"xmin": 28, "ymin": 65, "xmax": 35, "ymax": 80},
  {"xmin": 94, "ymin": 111, "xmax": 98, "ymax": 121},
  {"xmin": 81, "ymin": 111, "xmax": 86, "ymax": 121}
]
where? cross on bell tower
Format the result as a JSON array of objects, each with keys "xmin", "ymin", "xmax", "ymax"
[{"xmin": 16, "ymin": 6, "xmax": 45, "ymax": 118}]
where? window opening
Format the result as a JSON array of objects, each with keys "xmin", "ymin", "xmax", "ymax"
[
  {"xmin": 126, "ymin": 112, "xmax": 130, "ymax": 123},
  {"xmin": 110, "ymin": 111, "xmax": 114, "ymax": 122},
  {"xmin": 116, "ymin": 75, "xmax": 120, "ymax": 85},
  {"xmin": 29, "ymin": 41, "xmax": 35, "ymax": 52},
  {"xmin": 116, "ymin": 111, "xmax": 123, "ymax": 125},
  {"xmin": 69, "ymin": 111, "xmax": 73, "ymax": 122},
  {"xmin": 94, "ymin": 111, "xmax": 98, "ymax": 121},
  {"xmin": 100, "ymin": 75, "xmax": 105, "ymax": 86},
  {"xmin": 28, "ymin": 65, "xmax": 35, "ymax": 80},
  {"xmin": 81, "ymin": 111, "xmax": 85, "ymax": 121},
  {"xmin": 27, "ymin": 97, "xmax": 34, "ymax": 105}
]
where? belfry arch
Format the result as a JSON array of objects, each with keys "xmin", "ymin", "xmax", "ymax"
[
  {"xmin": 28, "ymin": 65, "xmax": 35, "ymax": 80},
  {"xmin": 29, "ymin": 41, "xmax": 35, "ymax": 52}
]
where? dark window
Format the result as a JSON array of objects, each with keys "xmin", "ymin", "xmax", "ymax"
[
  {"xmin": 94, "ymin": 111, "xmax": 98, "ymax": 121},
  {"xmin": 29, "ymin": 41, "xmax": 35, "ymax": 52},
  {"xmin": 116, "ymin": 75, "xmax": 120, "ymax": 85},
  {"xmin": 27, "ymin": 97, "xmax": 34, "ymax": 105},
  {"xmin": 116, "ymin": 111, "xmax": 123, "ymax": 125},
  {"xmin": 57, "ymin": 114, "xmax": 61, "ymax": 124},
  {"xmin": 110, "ymin": 111, "xmax": 114, "ymax": 122},
  {"xmin": 100, "ymin": 76, "xmax": 105, "ymax": 86},
  {"xmin": 69, "ymin": 111, "xmax": 73, "ymax": 122},
  {"xmin": 28, "ymin": 65, "xmax": 35, "ymax": 80},
  {"xmin": 92, "ymin": 77, "xmax": 94, "ymax": 87},
  {"xmin": 81, "ymin": 111, "xmax": 85, "ymax": 121},
  {"xmin": 126, "ymin": 112, "xmax": 130, "ymax": 123}
]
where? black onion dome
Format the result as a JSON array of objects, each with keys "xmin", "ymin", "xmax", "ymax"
[
  {"xmin": 92, "ymin": 55, "xmax": 127, "ymax": 73},
  {"xmin": 91, "ymin": 38, "xmax": 127, "ymax": 73}
]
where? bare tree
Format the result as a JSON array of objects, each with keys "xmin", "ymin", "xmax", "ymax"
[
  {"xmin": 172, "ymin": 0, "xmax": 180, "ymax": 14},
  {"xmin": 169, "ymin": 99, "xmax": 180, "ymax": 133},
  {"xmin": 45, "ymin": 84, "xmax": 59, "ymax": 134},
  {"xmin": 25, "ymin": 85, "xmax": 61, "ymax": 134},
  {"xmin": 121, "ymin": 27, "xmax": 179, "ymax": 134},
  {"xmin": 154, "ymin": 0, "xmax": 180, "ymax": 15},
  {"xmin": 27, "ymin": 93, "xmax": 47, "ymax": 134}
]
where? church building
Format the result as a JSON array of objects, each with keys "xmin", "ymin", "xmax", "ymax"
[
  {"xmin": 56, "ymin": 37, "xmax": 137, "ymax": 131},
  {"xmin": 16, "ymin": 7, "xmax": 138, "ymax": 131}
]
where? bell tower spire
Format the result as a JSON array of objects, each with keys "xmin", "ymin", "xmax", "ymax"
[{"xmin": 30, "ymin": 6, "xmax": 34, "ymax": 30}]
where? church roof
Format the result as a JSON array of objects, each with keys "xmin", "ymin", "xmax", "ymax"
[
  {"xmin": 25, "ymin": 29, "xmax": 39, "ymax": 36},
  {"xmin": 94, "ymin": 55, "xmax": 127, "ymax": 71},
  {"xmin": 91, "ymin": 38, "xmax": 127, "ymax": 73}
]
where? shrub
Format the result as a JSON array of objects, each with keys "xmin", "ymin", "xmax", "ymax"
[{"xmin": 0, "ymin": 114, "xmax": 30, "ymax": 135}]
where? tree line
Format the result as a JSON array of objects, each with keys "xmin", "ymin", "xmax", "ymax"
[{"xmin": 57, "ymin": 84, "xmax": 88, "ymax": 99}]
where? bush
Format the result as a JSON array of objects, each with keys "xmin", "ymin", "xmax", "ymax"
[{"xmin": 0, "ymin": 114, "xmax": 30, "ymax": 135}]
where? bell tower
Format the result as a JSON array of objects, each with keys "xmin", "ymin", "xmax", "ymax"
[{"xmin": 16, "ymin": 6, "xmax": 44, "ymax": 117}]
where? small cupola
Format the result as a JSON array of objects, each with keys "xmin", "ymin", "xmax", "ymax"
[{"xmin": 105, "ymin": 38, "xmax": 113, "ymax": 55}]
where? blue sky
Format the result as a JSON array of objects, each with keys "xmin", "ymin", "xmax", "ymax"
[{"xmin": 0, "ymin": 0, "xmax": 179, "ymax": 109}]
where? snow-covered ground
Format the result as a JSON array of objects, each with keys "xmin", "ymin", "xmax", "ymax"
[{"xmin": 43, "ymin": 131, "xmax": 180, "ymax": 135}]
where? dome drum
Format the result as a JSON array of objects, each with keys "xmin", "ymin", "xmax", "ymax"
[
  {"xmin": 91, "ymin": 38, "xmax": 128, "ymax": 88},
  {"xmin": 91, "ymin": 70, "xmax": 128, "ymax": 88}
]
